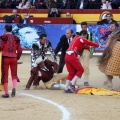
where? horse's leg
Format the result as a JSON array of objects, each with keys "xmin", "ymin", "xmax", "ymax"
[{"xmin": 106, "ymin": 75, "xmax": 113, "ymax": 90}]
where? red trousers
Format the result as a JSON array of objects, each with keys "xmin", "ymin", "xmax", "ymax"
[
  {"xmin": 2, "ymin": 57, "xmax": 17, "ymax": 83},
  {"xmin": 65, "ymin": 53, "xmax": 84, "ymax": 80}
]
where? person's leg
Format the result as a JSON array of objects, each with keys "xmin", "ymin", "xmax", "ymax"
[
  {"xmin": 10, "ymin": 58, "xmax": 18, "ymax": 97},
  {"xmin": 69, "ymin": 54, "xmax": 84, "ymax": 92},
  {"xmin": 52, "ymin": 73, "xmax": 67, "ymax": 83},
  {"xmin": 57, "ymin": 54, "xmax": 65, "ymax": 73},
  {"xmin": 82, "ymin": 50, "xmax": 90, "ymax": 86},
  {"xmin": 64, "ymin": 54, "xmax": 75, "ymax": 93},
  {"xmin": 2, "ymin": 57, "xmax": 10, "ymax": 98}
]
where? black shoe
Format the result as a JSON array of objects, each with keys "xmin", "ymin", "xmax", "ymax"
[
  {"xmin": 2, "ymin": 94, "xmax": 9, "ymax": 98},
  {"xmin": 11, "ymin": 88, "xmax": 16, "ymax": 97},
  {"xmin": 69, "ymin": 82, "xmax": 75, "ymax": 92},
  {"xmin": 84, "ymin": 82, "xmax": 89, "ymax": 86},
  {"xmin": 64, "ymin": 89, "xmax": 74, "ymax": 93}
]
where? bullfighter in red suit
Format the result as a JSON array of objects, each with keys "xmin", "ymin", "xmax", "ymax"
[
  {"xmin": 0, "ymin": 24, "xmax": 22, "ymax": 98},
  {"xmin": 64, "ymin": 30, "xmax": 100, "ymax": 93}
]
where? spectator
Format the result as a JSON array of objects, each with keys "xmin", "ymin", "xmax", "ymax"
[
  {"xmin": 34, "ymin": 0, "xmax": 47, "ymax": 9},
  {"xmin": 22, "ymin": 13, "xmax": 29, "ymax": 24},
  {"xmin": 48, "ymin": 6, "xmax": 61, "ymax": 17},
  {"xmin": 44, "ymin": 0, "xmax": 51, "ymax": 9},
  {"xmin": 76, "ymin": 0, "xmax": 89, "ymax": 9},
  {"xmin": 0, "ymin": 0, "xmax": 4, "ymax": 8},
  {"xmin": 100, "ymin": 22, "xmax": 119, "ymax": 43},
  {"xmin": 3, "ymin": 9, "xmax": 22, "ymax": 23},
  {"xmin": 16, "ymin": 0, "xmax": 26, "ymax": 9},
  {"xmin": 100, "ymin": 0, "xmax": 112, "ymax": 9},
  {"xmin": 65, "ymin": 12, "xmax": 76, "ymax": 24},
  {"xmin": 0, "ymin": 0, "xmax": 12, "ymax": 8},
  {"xmin": 22, "ymin": 1, "xmax": 32, "ymax": 9},
  {"xmin": 97, "ymin": 13, "xmax": 117, "ymax": 25},
  {"xmin": 88, "ymin": 0, "xmax": 101, "ymax": 9},
  {"xmin": 11, "ymin": 0, "xmax": 18, "ymax": 9},
  {"xmin": 11, "ymin": 9, "xmax": 22, "ymax": 23},
  {"xmin": 111, "ymin": 0, "xmax": 120, "ymax": 9},
  {"xmin": 68, "ymin": 0, "xmax": 78, "ymax": 9},
  {"xmin": 61, "ymin": 0, "xmax": 70, "ymax": 9},
  {"xmin": 50, "ymin": 0, "xmax": 62, "ymax": 9}
]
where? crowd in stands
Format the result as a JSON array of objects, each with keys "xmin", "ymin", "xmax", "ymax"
[{"xmin": 0, "ymin": 0, "xmax": 120, "ymax": 9}]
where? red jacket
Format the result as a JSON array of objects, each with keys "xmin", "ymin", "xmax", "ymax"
[
  {"xmin": 0, "ymin": 33, "xmax": 22, "ymax": 60},
  {"xmin": 67, "ymin": 35, "xmax": 99, "ymax": 54}
]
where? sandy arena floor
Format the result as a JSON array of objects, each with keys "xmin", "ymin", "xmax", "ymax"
[{"xmin": 0, "ymin": 56, "xmax": 120, "ymax": 120}]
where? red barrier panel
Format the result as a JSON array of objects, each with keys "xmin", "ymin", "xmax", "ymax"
[
  {"xmin": 0, "ymin": 17, "xmax": 20, "ymax": 23},
  {"xmin": 28, "ymin": 17, "xmax": 73, "ymax": 24}
]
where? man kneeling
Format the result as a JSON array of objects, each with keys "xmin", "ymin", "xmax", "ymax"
[{"xmin": 26, "ymin": 58, "xmax": 78, "ymax": 90}]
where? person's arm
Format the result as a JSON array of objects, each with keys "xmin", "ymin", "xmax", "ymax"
[
  {"xmin": 31, "ymin": 43, "xmax": 40, "ymax": 68},
  {"xmin": 88, "ymin": 32, "xmax": 95, "ymax": 54},
  {"xmin": 54, "ymin": 35, "xmax": 65, "ymax": 55},
  {"xmin": 56, "ymin": 9, "xmax": 60, "ymax": 17},
  {"xmin": 15, "ymin": 36, "xmax": 22, "ymax": 60},
  {"xmin": 48, "ymin": 41, "xmax": 57, "ymax": 62},
  {"xmin": 83, "ymin": 38, "xmax": 99, "ymax": 48},
  {"xmin": 0, "ymin": 37, "xmax": 3, "ymax": 51}
]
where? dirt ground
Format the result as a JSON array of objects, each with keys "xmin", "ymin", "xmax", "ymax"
[{"xmin": 0, "ymin": 56, "xmax": 120, "ymax": 120}]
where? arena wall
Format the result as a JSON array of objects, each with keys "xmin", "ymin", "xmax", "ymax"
[{"xmin": 0, "ymin": 9, "xmax": 120, "ymax": 24}]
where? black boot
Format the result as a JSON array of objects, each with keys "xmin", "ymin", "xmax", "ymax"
[
  {"xmin": 11, "ymin": 88, "xmax": 16, "ymax": 97},
  {"xmin": 2, "ymin": 94, "xmax": 9, "ymax": 98}
]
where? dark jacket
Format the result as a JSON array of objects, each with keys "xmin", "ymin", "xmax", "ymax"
[
  {"xmin": 88, "ymin": 0, "xmax": 101, "ymax": 9},
  {"xmin": 48, "ymin": 9, "xmax": 61, "ymax": 17},
  {"xmin": 76, "ymin": 0, "xmax": 89, "ymax": 9},
  {"xmin": 55, "ymin": 35, "xmax": 75, "ymax": 56},
  {"xmin": 22, "ymin": 18, "xmax": 28, "ymax": 24},
  {"xmin": 97, "ymin": 19, "xmax": 117, "ymax": 25},
  {"xmin": 68, "ymin": 0, "xmax": 78, "ymax": 9}
]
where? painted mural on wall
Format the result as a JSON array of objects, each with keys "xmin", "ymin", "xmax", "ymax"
[{"xmin": 0, "ymin": 24, "xmax": 119, "ymax": 50}]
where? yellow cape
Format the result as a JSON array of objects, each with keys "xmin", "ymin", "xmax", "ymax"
[{"xmin": 76, "ymin": 87, "xmax": 120, "ymax": 96}]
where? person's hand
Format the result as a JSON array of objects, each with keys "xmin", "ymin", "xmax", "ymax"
[
  {"xmin": 56, "ymin": 9, "xmax": 58, "ymax": 13},
  {"xmin": 100, "ymin": 46, "xmax": 106, "ymax": 48},
  {"xmin": 89, "ymin": 54, "xmax": 93, "ymax": 59},
  {"xmin": 106, "ymin": 1, "xmax": 111, "ymax": 7},
  {"xmin": 100, "ymin": 39, "xmax": 104, "ymax": 43},
  {"xmin": 51, "ymin": 8, "xmax": 54, "ymax": 12},
  {"xmin": 77, "ymin": 55, "xmax": 80, "ymax": 59}
]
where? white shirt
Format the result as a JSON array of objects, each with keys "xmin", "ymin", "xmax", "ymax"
[
  {"xmin": 79, "ymin": 2, "xmax": 84, "ymax": 9},
  {"xmin": 68, "ymin": 37, "xmax": 72, "ymax": 44}
]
